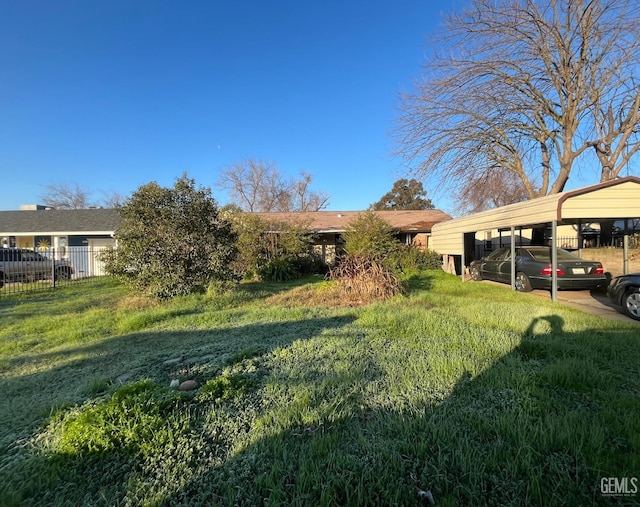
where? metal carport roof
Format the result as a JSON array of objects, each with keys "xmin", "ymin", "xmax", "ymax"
[{"xmin": 431, "ymin": 177, "xmax": 640, "ymax": 255}]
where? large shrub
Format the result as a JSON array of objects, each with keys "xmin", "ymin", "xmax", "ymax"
[
  {"xmin": 102, "ymin": 174, "xmax": 238, "ymax": 299},
  {"xmin": 225, "ymin": 210, "xmax": 321, "ymax": 281},
  {"xmin": 389, "ymin": 245, "xmax": 442, "ymax": 274},
  {"xmin": 340, "ymin": 211, "xmax": 400, "ymax": 260},
  {"xmin": 330, "ymin": 212, "xmax": 405, "ymax": 302},
  {"xmin": 223, "ymin": 210, "xmax": 269, "ymax": 277}
]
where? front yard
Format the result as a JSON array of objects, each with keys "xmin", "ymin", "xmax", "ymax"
[{"xmin": 0, "ymin": 273, "xmax": 638, "ymax": 506}]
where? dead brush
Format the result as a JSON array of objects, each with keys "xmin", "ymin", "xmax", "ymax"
[{"xmin": 329, "ymin": 254, "xmax": 405, "ymax": 303}]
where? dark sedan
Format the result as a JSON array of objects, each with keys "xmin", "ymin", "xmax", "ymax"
[
  {"xmin": 469, "ymin": 246, "xmax": 608, "ymax": 292},
  {"xmin": 607, "ymin": 273, "xmax": 640, "ymax": 321}
]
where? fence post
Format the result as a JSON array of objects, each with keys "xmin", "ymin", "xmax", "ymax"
[{"xmin": 51, "ymin": 248, "xmax": 56, "ymax": 288}]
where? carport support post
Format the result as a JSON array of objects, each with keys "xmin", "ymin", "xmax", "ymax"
[
  {"xmin": 510, "ymin": 226, "xmax": 516, "ymax": 290},
  {"xmin": 577, "ymin": 220, "xmax": 583, "ymax": 255},
  {"xmin": 461, "ymin": 241, "xmax": 465, "ymax": 282},
  {"xmin": 551, "ymin": 220, "xmax": 558, "ymax": 302},
  {"xmin": 623, "ymin": 234, "xmax": 629, "ymax": 274}
]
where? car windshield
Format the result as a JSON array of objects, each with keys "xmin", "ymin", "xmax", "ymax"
[{"xmin": 525, "ymin": 248, "xmax": 579, "ymax": 262}]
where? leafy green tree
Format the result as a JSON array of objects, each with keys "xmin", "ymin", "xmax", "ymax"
[
  {"xmin": 262, "ymin": 217, "xmax": 315, "ymax": 262},
  {"xmin": 224, "ymin": 209, "xmax": 317, "ymax": 280},
  {"xmin": 258, "ymin": 217, "xmax": 319, "ymax": 281},
  {"xmin": 222, "ymin": 207, "xmax": 267, "ymax": 277},
  {"xmin": 103, "ymin": 174, "xmax": 237, "ymax": 299},
  {"xmin": 369, "ymin": 179, "xmax": 435, "ymax": 210}
]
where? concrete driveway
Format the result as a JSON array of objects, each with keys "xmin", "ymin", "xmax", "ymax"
[{"xmin": 530, "ymin": 288, "xmax": 638, "ymax": 324}]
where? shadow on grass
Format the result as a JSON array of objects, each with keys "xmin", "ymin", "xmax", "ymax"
[
  {"xmin": 3, "ymin": 312, "xmax": 640, "ymax": 506},
  {"xmin": 404, "ymin": 272, "xmax": 435, "ymax": 292},
  {"xmin": 0, "ymin": 293, "xmax": 58, "ymax": 319},
  {"xmin": 162, "ymin": 315, "xmax": 640, "ymax": 506},
  {"xmin": 0, "ymin": 314, "xmax": 357, "ymax": 505}
]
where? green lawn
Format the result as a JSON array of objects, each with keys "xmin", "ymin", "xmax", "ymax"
[{"xmin": 0, "ymin": 273, "xmax": 638, "ymax": 506}]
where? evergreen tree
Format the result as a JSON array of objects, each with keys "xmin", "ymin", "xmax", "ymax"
[{"xmin": 103, "ymin": 174, "xmax": 237, "ymax": 298}]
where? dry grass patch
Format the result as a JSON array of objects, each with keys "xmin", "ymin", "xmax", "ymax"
[
  {"xmin": 116, "ymin": 295, "xmax": 162, "ymax": 312},
  {"xmin": 329, "ymin": 254, "xmax": 405, "ymax": 302},
  {"xmin": 265, "ymin": 280, "xmax": 371, "ymax": 308}
]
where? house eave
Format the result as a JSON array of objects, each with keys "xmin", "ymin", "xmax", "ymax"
[{"xmin": 0, "ymin": 230, "xmax": 115, "ymax": 237}]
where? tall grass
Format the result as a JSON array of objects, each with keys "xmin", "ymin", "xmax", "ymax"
[
  {"xmin": 0, "ymin": 274, "xmax": 638, "ymax": 505},
  {"xmin": 329, "ymin": 254, "xmax": 404, "ymax": 302}
]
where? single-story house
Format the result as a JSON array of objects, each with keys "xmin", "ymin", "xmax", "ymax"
[
  {"xmin": 254, "ymin": 210, "xmax": 453, "ymax": 264},
  {"xmin": 0, "ymin": 205, "xmax": 120, "ymax": 250},
  {"xmin": 0, "ymin": 205, "xmax": 121, "ymax": 277},
  {"xmin": 0, "ymin": 206, "xmax": 452, "ymax": 269}
]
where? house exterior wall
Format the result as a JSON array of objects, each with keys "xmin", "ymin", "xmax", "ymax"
[
  {"xmin": 411, "ymin": 233, "xmax": 429, "ymax": 250},
  {"xmin": 309, "ymin": 231, "xmax": 433, "ymax": 266},
  {"xmin": 313, "ymin": 244, "xmax": 337, "ymax": 265},
  {"xmin": 7, "ymin": 234, "xmax": 113, "ymax": 249},
  {"xmin": 16, "ymin": 237, "xmax": 34, "ymax": 249}
]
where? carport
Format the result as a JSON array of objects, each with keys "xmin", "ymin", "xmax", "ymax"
[{"xmin": 431, "ymin": 176, "xmax": 640, "ymax": 301}]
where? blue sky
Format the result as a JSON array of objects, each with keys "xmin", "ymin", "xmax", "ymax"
[{"xmin": 1, "ymin": 0, "xmax": 470, "ymax": 213}]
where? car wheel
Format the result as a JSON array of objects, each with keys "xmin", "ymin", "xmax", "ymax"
[
  {"xmin": 621, "ymin": 287, "xmax": 640, "ymax": 321},
  {"xmin": 55, "ymin": 267, "xmax": 71, "ymax": 281},
  {"xmin": 0, "ymin": 272, "xmax": 4, "ymax": 288},
  {"xmin": 515, "ymin": 272, "xmax": 533, "ymax": 292},
  {"xmin": 470, "ymin": 265, "xmax": 482, "ymax": 281}
]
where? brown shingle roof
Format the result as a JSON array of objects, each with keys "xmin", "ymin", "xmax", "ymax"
[
  {"xmin": 254, "ymin": 210, "xmax": 452, "ymax": 233},
  {"xmin": 0, "ymin": 208, "xmax": 452, "ymax": 236}
]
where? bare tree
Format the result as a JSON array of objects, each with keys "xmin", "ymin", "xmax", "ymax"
[
  {"xmin": 456, "ymin": 168, "xmax": 530, "ymax": 214},
  {"xmin": 40, "ymin": 183, "xmax": 128, "ymax": 209},
  {"xmin": 40, "ymin": 183, "xmax": 92, "ymax": 209},
  {"xmin": 395, "ymin": 0, "xmax": 640, "ymax": 206},
  {"xmin": 101, "ymin": 190, "xmax": 126, "ymax": 208},
  {"xmin": 287, "ymin": 171, "xmax": 330, "ymax": 212},
  {"xmin": 217, "ymin": 159, "xmax": 329, "ymax": 212},
  {"xmin": 217, "ymin": 159, "xmax": 284, "ymax": 212},
  {"xmin": 590, "ymin": 78, "xmax": 640, "ymax": 182}
]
